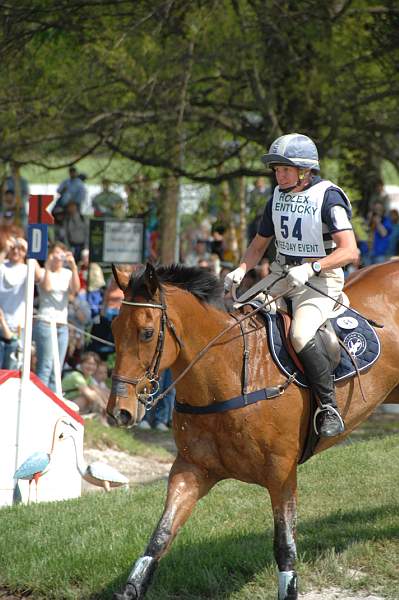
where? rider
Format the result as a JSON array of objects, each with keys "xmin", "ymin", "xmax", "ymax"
[{"xmin": 224, "ymin": 133, "xmax": 359, "ymax": 437}]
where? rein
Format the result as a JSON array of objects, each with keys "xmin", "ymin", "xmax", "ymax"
[
  {"xmin": 156, "ymin": 285, "xmax": 291, "ymax": 404},
  {"xmin": 112, "ymin": 278, "xmax": 293, "ymax": 410}
]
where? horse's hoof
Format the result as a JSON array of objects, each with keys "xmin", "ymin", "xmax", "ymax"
[{"xmin": 113, "ymin": 583, "xmax": 138, "ymax": 600}]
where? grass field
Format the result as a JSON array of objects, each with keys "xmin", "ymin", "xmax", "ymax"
[{"xmin": 0, "ymin": 433, "xmax": 398, "ymax": 600}]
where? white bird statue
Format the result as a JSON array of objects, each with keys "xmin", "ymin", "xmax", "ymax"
[
  {"xmin": 65, "ymin": 426, "xmax": 129, "ymax": 492},
  {"xmin": 14, "ymin": 418, "xmax": 73, "ymax": 503}
]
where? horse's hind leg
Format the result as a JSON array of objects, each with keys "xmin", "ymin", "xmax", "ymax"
[
  {"xmin": 114, "ymin": 455, "xmax": 217, "ymax": 600},
  {"xmin": 269, "ymin": 471, "xmax": 298, "ymax": 600}
]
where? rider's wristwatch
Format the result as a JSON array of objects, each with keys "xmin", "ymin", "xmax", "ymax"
[{"xmin": 311, "ymin": 261, "xmax": 322, "ymax": 276}]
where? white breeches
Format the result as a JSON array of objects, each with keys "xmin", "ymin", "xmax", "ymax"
[{"xmin": 263, "ymin": 262, "xmax": 345, "ymax": 352}]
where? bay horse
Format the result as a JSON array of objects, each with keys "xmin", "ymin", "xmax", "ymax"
[{"xmin": 107, "ymin": 260, "xmax": 399, "ymax": 600}]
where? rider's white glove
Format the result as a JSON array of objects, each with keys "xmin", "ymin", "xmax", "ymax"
[
  {"xmin": 224, "ymin": 266, "xmax": 246, "ymax": 292},
  {"xmin": 286, "ymin": 263, "xmax": 314, "ymax": 288}
]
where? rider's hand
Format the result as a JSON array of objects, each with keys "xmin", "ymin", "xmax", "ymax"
[
  {"xmin": 286, "ymin": 263, "xmax": 314, "ymax": 288},
  {"xmin": 224, "ymin": 266, "xmax": 246, "ymax": 292}
]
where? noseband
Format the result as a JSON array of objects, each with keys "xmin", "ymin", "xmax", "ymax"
[{"xmin": 111, "ymin": 286, "xmax": 183, "ymax": 410}]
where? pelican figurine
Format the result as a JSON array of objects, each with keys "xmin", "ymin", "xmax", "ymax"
[
  {"xmin": 14, "ymin": 418, "xmax": 73, "ymax": 503},
  {"xmin": 66, "ymin": 425, "xmax": 129, "ymax": 492}
]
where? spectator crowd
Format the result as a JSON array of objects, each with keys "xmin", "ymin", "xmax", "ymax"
[{"xmin": 1, "ymin": 166, "xmax": 398, "ymax": 432}]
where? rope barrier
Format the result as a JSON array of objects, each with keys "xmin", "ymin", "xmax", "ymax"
[{"xmin": 32, "ymin": 314, "xmax": 115, "ymax": 348}]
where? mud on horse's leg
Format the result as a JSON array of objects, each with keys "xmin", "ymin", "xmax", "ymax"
[
  {"xmin": 270, "ymin": 475, "xmax": 298, "ymax": 600},
  {"xmin": 113, "ymin": 456, "xmax": 217, "ymax": 600}
]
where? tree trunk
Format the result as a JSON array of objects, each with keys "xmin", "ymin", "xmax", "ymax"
[
  {"xmin": 239, "ymin": 175, "xmax": 247, "ymax": 256},
  {"xmin": 159, "ymin": 175, "xmax": 179, "ymax": 264},
  {"xmin": 220, "ymin": 180, "xmax": 239, "ymax": 263}
]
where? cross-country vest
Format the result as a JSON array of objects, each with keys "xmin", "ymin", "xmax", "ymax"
[{"xmin": 271, "ymin": 180, "xmax": 351, "ymax": 258}]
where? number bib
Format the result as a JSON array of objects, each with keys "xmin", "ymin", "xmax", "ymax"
[{"xmin": 271, "ymin": 180, "xmax": 345, "ymax": 258}]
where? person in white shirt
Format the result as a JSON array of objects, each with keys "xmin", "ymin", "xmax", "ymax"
[
  {"xmin": 33, "ymin": 241, "xmax": 80, "ymax": 390},
  {"xmin": 0, "ymin": 237, "xmax": 40, "ymax": 368}
]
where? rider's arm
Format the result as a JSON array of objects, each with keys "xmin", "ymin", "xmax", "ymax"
[
  {"xmin": 318, "ymin": 191, "xmax": 359, "ymax": 271},
  {"xmin": 238, "ymin": 233, "xmax": 272, "ymax": 272},
  {"xmin": 318, "ymin": 229, "xmax": 359, "ymax": 271}
]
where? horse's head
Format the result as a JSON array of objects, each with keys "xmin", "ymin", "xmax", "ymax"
[{"xmin": 107, "ymin": 263, "xmax": 182, "ymax": 428}]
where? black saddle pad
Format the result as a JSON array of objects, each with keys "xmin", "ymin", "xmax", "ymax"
[{"xmin": 255, "ymin": 306, "xmax": 381, "ymax": 388}]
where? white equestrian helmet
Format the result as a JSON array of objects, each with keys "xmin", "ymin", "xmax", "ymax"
[{"xmin": 262, "ymin": 133, "xmax": 320, "ymax": 171}]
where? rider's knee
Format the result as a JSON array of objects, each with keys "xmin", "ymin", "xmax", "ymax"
[{"xmin": 290, "ymin": 327, "xmax": 311, "ymax": 353}]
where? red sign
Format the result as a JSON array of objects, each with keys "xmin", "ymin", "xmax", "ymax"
[{"xmin": 28, "ymin": 195, "xmax": 55, "ymax": 225}]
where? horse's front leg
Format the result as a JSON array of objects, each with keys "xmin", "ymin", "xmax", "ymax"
[
  {"xmin": 269, "ymin": 469, "xmax": 298, "ymax": 600},
  {"xmin": 114, "ymin": 454, "xmax": 218, "ymax": 600}
]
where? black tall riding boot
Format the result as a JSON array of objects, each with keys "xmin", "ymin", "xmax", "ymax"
[{"xmin": 297, "ymin": 338, "xmax": 345, "ymax": 437}]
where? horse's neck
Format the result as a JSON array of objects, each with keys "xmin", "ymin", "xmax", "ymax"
[
  {"xmin": 170, "ymin": 297, "xmax": 245, "ymax": 402},
  {"xmin": 170, "ymin": 296, "xmax": 272, "ymax": 405}
]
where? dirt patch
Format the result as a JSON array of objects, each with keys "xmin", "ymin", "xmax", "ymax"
[
  {"xmin": 82, "ymin": 447, "xmax": 173, "ymax": 493},
  {"xmin": 301, "ymin": 589, "xmax": 385, "ymax": 600}
]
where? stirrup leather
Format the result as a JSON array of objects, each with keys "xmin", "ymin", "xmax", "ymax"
[{"xmin": 313, "ymin": 404, "xmax": 345, "ymax": 436}]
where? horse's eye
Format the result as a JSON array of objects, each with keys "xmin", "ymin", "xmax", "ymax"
[{"xmin": 140, "ymin": 329, "xmax": 154, "ymax": 342}]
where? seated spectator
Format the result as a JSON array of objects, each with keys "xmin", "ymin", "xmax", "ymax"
[
  {"xmin": 92, "ymin": 179, "xmax": 125, "ymax": 218},
  {"xmin": 367, "ymin": 201, "xmax": 392, "ymax": 264},
  {"xmin": 78, "ymin": 249, "xmax": 105, "ymax": 318},
  {"xmin": 64, "ymin": 199, "xmax": 88, "ymax": 261},
  {"xmin": 62, "ymin": 351, "xmax": 108, "ymax": 421},
  {"xmin": 92, "ymin": 360, "xmax": 110, "ymax": 394}
]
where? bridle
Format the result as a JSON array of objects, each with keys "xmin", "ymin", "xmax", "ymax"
[{"xmin": 111, "ymin": 285, "xmax": 183, "ymax": 410}]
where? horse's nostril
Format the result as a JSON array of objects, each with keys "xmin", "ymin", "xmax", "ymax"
[{"xmin": 115, "ymin": 409, "xmax": 132, "ymax": 427}]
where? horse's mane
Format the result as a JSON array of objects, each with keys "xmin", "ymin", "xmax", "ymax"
[{"xmin": 130, "ymin": 264, "xmax": 225, "ymax": 308}]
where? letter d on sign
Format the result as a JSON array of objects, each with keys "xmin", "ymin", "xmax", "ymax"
[
  {"xmin": 32, "ymin": 228, "xmax": 42, "ymax": 252},
  {"xmin": 27, "ymin": 223, "xmax": 48, "ymax": 260}
]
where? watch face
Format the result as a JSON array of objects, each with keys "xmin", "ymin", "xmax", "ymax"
[{"xmin": 313, "ymin": 261, "xmax": 321, "ymax": 273}]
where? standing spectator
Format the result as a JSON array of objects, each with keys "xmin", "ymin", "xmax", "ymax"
[
  {"xmin": 78, "ymin": 248, "xmax": 105, "ymax": 318},
  {"xmin": 3, "ymin": 162, "xmax": 30, "ymax": 226},
  {"xmin": 368, "ymin": 201, "xmax": 392, "ymax": 263},
  {"xmin": 209, "ymin": 224, "xmax": 226, "ymax": 260},
  {"xmin": 388, "ymin": 209, "xmax": 399, "ymax": 257},
  {"xmin": 0, "ymin": 209, "xmax": 25, "ymax": 242},
  {"xmin": 33, "ymin": 242, "xmax": 80, "ymax": 391},
  {"xmin": 65, "ymin": 292, "xmax": 92, "ymax": 369},
  {"xmin": 92, "ymin": 179, "xmax": 125, "ymax": 218},
  {"xmin": 0, "ymin": 237, "xmax": 40, "ymax": 368},
  {"xmin": 56, "ymin": 166, "xmax": 87, "ymax": 210},
  {"xmin": 184, "ymin": 239, "xmax": 211, "ymax": 267},
  {"xmin": 64, "ymin": 199, "xmax": 88, "ymax": 261},
  {"xmin": 138, "ymin": 369, "xmax": 175, "ymax": 432},
  {"xmin": 49, "ymin": 205, "xmax": 67, "ymax": 245},
  {"xmin": 87, "ymin": 265, "xmax": 132, "ymax": 359},
  {"xmin": 1, "ymin": 190, "xmax": 25, "ymax": 225}
]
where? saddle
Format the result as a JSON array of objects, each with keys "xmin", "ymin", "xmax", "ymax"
[{"xmin": 246, "ymin": 296, "xmax": 381, "ymax": 388}]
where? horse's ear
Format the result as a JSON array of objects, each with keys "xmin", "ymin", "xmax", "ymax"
[
  {"xmin": 143, "ymin": 263, "xmax": 159, "ymax": 298},
  {"xmin": 112, "ymin": 264, "xmax": 130, "ymax": 291}
]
